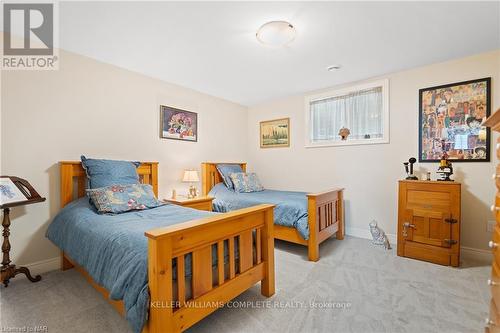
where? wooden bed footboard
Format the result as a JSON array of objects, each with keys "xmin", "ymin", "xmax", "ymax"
[
  {"xmin": 306, "ymin": 189, "xmax": 344, "ymax": 261},
  {"xmin": 144, "ymin": 204, "xmax": 275, "ymax": 333}
]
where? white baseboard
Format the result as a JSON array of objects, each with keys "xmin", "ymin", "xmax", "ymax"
[
  {"xmin": 19, "ymin": 257, "xmax": 60, "ymax": 275},
  {"xmin": 346, "ymin": 227, "xmax": 492, "ymax": 263},
  {"xmin": 460, "ymin": 246, "xmax": 492, "ymax": 264}
]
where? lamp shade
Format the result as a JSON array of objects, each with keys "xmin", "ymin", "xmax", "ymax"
[{"xmin": 182, "ymin": 170, "xmax": 199, "ymax": 182}]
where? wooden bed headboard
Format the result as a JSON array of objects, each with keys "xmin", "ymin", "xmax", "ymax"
[
  {"xmin": 201, "ymin": 162, "xmax": 246, "ymax": 196},
  {"xmin": 60, "ymin": 161, "xmax": 159, "ymax": 208}
]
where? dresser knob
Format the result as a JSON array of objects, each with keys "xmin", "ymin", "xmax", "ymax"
[
  {"xmin": 488, "ymin": 279, "xmax": 498, "ymax": 286},
  {"xmin": 493, "ymin": 174, "xmax": 500, "ymax": 180},
  {"xmin": 489, "ymin": 241, "xmax": 498, "ymax": 249},
  {"xmin": 497, "ymin": 143, "xmax": 500, "ymax": 150},
  {"xmin": 491, "ymin": 205, "xmax": 500, "ymax": 212},
  {"xmin": 486, "ymin": 318, "xmax": 496, "ymax": 326}
]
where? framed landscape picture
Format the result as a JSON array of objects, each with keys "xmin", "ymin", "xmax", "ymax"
[
  {"xmin": 419, "ymin": 77, "xmax": 491, "ymax": 162},
  {"xmin": 260, "ymin": 117, "xmax": 290, "ymax": 148},
  {"xmin": 160, "ymin": 105, "xmax": 197, "ymax": 142}
]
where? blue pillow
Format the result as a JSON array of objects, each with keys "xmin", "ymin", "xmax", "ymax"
[
  {"xmin": 229, "ymin": 172, "xmax": 264, "ymax": 193},
  {"xmin": 87, "ymin": 184, "xmax": 164, "ymax": 214},
  {"xmin": 216, "ymin": 164, "xmax": 243, "ymax": 190},
  {"xmin": 81, "ymin": 155, "xmax": 140, "ymax": 189}
]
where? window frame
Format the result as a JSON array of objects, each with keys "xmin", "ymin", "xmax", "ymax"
[{"xmin": 304, "ymin": 79, "xmax": 390, "ymax": 148}]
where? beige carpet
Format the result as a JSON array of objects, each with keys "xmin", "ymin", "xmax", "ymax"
[{"xmin": 0, "ymin": 236, "xmax": 491, "ymax": 333}]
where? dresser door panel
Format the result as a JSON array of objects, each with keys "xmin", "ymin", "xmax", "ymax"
[
  {"xmin": 406, "ymin": 188, "xmax": 451, "ymax": 211},
  {"xmin": 405, "ymin": 209, "xmax": 452, "ymax": 248}
]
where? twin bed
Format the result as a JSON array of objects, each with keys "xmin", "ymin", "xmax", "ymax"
[
  {"xmin": 50, "ymin": 161, "xmax": 275, "ymax": 333},
  {"xmin": 48, "ymin": 160, "xmax": 344, "ymax": 333},
  {"xmin": 202, "ymin": 162, "xmax": 344, "ymax": 262}
]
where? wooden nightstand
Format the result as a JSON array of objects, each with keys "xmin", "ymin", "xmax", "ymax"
[{"xmin": 163, "ymin": 196, "xmax": 214, "ymax": 211}]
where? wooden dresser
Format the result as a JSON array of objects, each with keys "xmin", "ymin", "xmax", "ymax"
[
  {"xmin": 397, "ymin": 180, "xmax": 461, "ymax": 267},
  {"xmin": 484, "ymin": 108, "xmax": 500, "ymax": 333}
]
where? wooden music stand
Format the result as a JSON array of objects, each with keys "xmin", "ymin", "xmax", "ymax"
[{"xmin": 0, "ymin": 176, "xmax": 46, "ymax": 287}]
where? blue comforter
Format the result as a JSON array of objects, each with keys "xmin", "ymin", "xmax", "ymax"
[
  {"xmin": 209, "ymin": 183, "xmax": 309, "ymax": 239},
  {"xmin": 46, "ymin": 198, "xmax": 216, "ymax": 333}
]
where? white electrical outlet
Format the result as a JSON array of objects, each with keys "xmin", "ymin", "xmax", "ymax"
[{"xmin": 487, "ymin": 220, "xmax": 496, "ymax": 232}]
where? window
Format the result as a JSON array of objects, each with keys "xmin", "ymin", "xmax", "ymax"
[{"xmin": 305, "ymin": 79, "xmax": 389, "ymax": 147}]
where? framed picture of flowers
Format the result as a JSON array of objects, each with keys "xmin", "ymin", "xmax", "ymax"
[
  {"xmin": 160, "ymin": 105, "xmax": 198, "ymax": 142},
  {"xmin": 419, "ymin": 77, "xmax": 491, "ymax": 162}
]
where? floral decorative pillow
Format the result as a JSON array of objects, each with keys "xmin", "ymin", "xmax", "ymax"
[
  {"xmin": 229, "ymin": 172, "xmax": 264, "ymax": 193},
  {"xmin": 86, "ymin": 184, "xmax": 164, "ymax": 214}
]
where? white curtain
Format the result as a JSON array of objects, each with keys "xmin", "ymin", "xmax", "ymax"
[{"xmin": 310, "ymin": 86, "xmax": 383, "ymax": 142}]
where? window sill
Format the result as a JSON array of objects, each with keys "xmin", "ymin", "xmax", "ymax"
[{"xmin": 305, "ymin": 138, "xmax": 389, "ymax": 148}]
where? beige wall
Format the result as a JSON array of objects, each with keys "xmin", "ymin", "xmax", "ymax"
[
  {"xmin": 1, "ymin": 50, "xmax": 248, "ymax": 268},
  {"xmin": 247, "ymin": 50, "xmax": 500, "ymax": 251}
]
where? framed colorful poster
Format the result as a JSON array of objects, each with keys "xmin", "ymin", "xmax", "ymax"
[
  {"xmin": 260, "ymin": 117, "xmax": 290, "ymax": 148},
  {"xmin": 419, "ymin": 77, "xmax": 491, "ymax": 162},
  {"xmin": 160, "ymin": 105, "xmax": 198, "ymax": 142}
]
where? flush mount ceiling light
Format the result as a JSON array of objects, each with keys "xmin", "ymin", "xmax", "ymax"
[{"xmin": 256, "ymin": 21, "xmax": 296, "ymax": 46}]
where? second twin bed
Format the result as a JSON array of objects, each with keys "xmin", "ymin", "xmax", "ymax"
[{"xmin": 201, "ymin": 162, "xmax": 344, "ymax": 261}]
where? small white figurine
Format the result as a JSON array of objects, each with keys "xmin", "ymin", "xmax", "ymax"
[{"xmin": 369, "ymin": 220, "xmax": 391, "ymax": 250}]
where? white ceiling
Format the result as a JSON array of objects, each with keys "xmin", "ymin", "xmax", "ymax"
[{"xmin": 59, "ymin": 2, "xmax": 500, "ymax": 106}]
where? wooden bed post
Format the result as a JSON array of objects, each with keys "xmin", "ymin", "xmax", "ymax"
[
  {"xmin": 261, "ymin": 208, "xmax": 275, "ymax": 296},
  {"xmin": 201, "ymin": 163, "xmax": 209, "ymax": 196},
  {"xmin": 336, "ymin": 190, "xmax": 345, "ymax": 240},
  {"xmin": 151, "ymin": 163, "xmax": 159, "ymax": 198},
  {"xmin": 60, "ymin": 163, "xmax": 75, "ymax": 208},
  {"xmin": 61, "ymin": 251, "xmax": 74, "ymax": 271},
  {"xmin": 147, "ymin": 236, "xmax": 174, "ymax": 333},
  {"xmin": 307, "ymin": 196, "xmax": 319, "ymax": 262}
]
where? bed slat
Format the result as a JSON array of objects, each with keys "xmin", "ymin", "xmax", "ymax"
[
  {"xmin": 335, "ymin": 200, "xmax": 339, "ymax": 224},
  {"xmin": 327, "ymin": 204, "xmax": 330, "ymax": 228},
  {"xmin": 217, "ymin": 241, "xmax": 224, "ymax": 286},
  {"xmin": 192, "ymin": 246, "xmax": 212, "ymax": 298},
  {"xmin": 228, "ymin": 237, "xmax": 235, "ymax": 279},
  {"xmin": 239, "ymin": 230, "xmax": 253, "ymax": 273},
  {"xmin": 256, "ymin": 229, "xmax": 262, "ymax": 264},
  {"xmin": 177, "ymin": 255, "xmax": 185, "ymax": 305}
]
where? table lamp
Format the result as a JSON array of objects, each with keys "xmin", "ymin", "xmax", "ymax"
[{"xmin": 182, "ymin": 170, "xmax": 199, "ymax": 199}]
